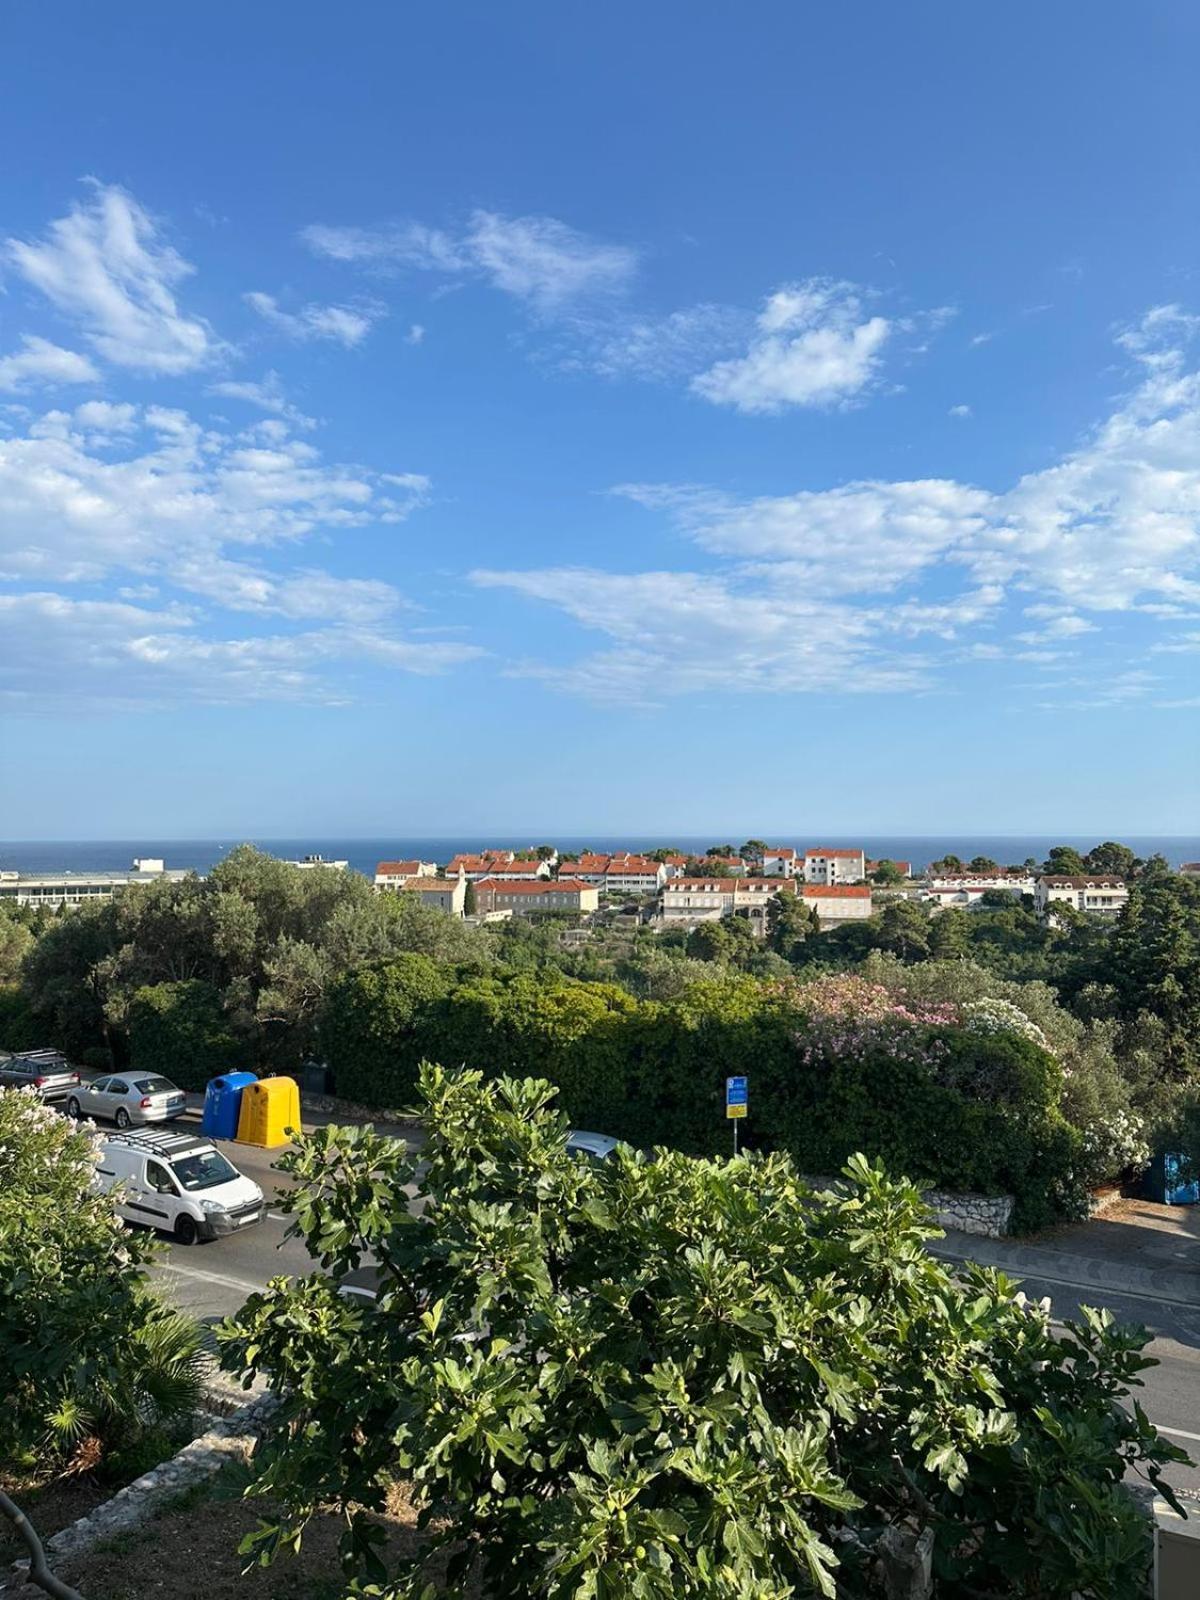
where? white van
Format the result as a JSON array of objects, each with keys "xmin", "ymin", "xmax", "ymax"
[{"xmin": 96, "ymin": 1128, "xmax": 265, "ymax": 1245}]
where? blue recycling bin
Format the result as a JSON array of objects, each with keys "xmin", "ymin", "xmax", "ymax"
[
  {"xmin": 1143, "ymin": 1152, "xmax": 1199, "ymax": 1207},
  {"xmin": 201, "ymin": 1072, "xmax": 258, "ymax": 1140}
]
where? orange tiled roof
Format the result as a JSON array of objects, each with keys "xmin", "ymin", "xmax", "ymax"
[
  {"xmin": 376, "ymin": 860, "xmax": 424, "ymax": 875},
  {"xmin": 476, "ymin": 877, "xmax": 592, "ymax": 895},
  {"xmin": 802, "ymin": 884, "xmax": 871, "ymax": 899}
]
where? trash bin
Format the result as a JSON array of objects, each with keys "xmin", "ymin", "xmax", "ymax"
[
  {"xmin": 236, "ymin": 1075, "xmax": 301, "ymax": 1148},
  {"xmin": 201, "ymin": 1072, "xmax": 258, "ymax": 1140},
  {"xmin": 1143, "ymin": 1153, "xmax": 1199, "ymax": 1207},
  {"xmin": 298, "ymin": 1061, "xmax": 330, "ymax": 1096}
]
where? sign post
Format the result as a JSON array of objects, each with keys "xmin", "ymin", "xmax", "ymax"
[{"xmin": 725, "ymin": 1074, "xmax": 747, "ymax": 1155}]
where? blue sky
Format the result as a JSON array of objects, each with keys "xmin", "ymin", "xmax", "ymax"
[{"xmin": 2, "ymin": 2, "xmax": 1199, "ymax": 838}]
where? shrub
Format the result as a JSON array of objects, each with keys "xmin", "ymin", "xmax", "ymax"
[
  {"xmin": 223, "ymin": 1066, "xmax": 1187, "ymax": 1599},
  {"xmin": 127, "ymin": 979, "xmax": 242, "ymax": 1091}
]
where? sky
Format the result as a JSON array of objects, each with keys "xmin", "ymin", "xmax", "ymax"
[{"xmin": 1, "ymin": 2, "xmax": 1199, "ymax": 838}]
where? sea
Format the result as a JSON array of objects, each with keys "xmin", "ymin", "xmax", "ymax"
[{"xmin": 2, "ymin": 836, "xmax": 1198, "ymax": 879}]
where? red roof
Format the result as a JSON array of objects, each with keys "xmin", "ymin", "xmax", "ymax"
[
  {"xmin": 805, "ymin": 848, "xmax": 864, "ymax": 859},
  {"xmin": 765, "ymin": 846, "xmax": 797, "ymax": 859},
  {"xmin": 476, "ymin": 877, "xmax": 593, "ymax": 895},
  {"xmin": 605, "ymin": 857, "xmax": 661, "ymax": 874},
  {"xmin": 495, "ymin": 860, "xmax": 544, "ymax": 873},
  {"xmin": 802, "ymin": 884, "xmax": 871, "ymax": 899},
  {"xmin": 375, "ymin": 860, "xmax": 424, "ymax": 875},
  {"xmin": 867, "ymin": 858, "xmax": 911, "ymax": 875}
]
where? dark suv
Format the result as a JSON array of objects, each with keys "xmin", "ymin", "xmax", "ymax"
[{"xmin": 0, "ymin": 1048, "xmax": 82, "ymax": 1103}]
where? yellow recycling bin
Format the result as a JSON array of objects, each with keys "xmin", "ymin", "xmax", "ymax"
[{"xmin": 235, "ymin": 1075, "xmax": 300, "ymax": 1148}]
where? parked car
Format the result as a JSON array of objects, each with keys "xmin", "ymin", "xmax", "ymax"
[
  {"xmin": 95, "ymin": 1128, "xmax": 264, "ymax": 1245},
  {"xmin": 567, "ymin": 1129, "xmax": 620, "ymax": 1162},
  {"xmin": 0, "ymin": 1048, "xmax": 81, "ymax": 1103},
  {"xmin": 68, "ymin": 1072, "xmax": 186, "ymax": 1128}
]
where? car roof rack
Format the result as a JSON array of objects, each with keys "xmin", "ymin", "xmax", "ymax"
[{"xmin": 101, "ymin": 1127, "xmax": 212, "ymax": 1159}]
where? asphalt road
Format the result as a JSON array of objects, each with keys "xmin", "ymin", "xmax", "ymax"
[{"xmin": 134, "ymin": 1123, "xmax": 1200, "ymax": 1504}]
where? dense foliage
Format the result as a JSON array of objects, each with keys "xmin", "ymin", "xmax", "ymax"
[
  {"xmin": 223, "ymin": 1066, "xmax": 1186, "ymax": 1599},
  {"xmin": 0, "ymin": 1089, "xmax": 206, "ymax": 1474},
  {"xmin": 3, "ymin": 841, "xmax": 1198, "ymax": 1223}
]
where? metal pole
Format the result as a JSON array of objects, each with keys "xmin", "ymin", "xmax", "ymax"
[{"xmin": 733, "ymin": 1117, "xmax": 738, "ymax": 1158}]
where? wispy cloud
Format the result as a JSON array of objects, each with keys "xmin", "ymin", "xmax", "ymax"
[
  {"xmin": 244, "ymin": 290, "xmax": 382, "ymax": 348},
  {"xmin": 5, "ymin": 183, "xmax": 219, "ymax": 374},
  {"xmin": 0, "ymin": 334, "xmax": 99, "ymax": 391},
  {"xmin": 209, "ymin": 371, "xmax": 317, "ymax": 430}
]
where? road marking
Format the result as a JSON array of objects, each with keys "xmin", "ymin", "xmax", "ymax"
[
  {"xmin": 157, "ymin": 1261, "xmax": 263, "ymax": 1294},
  {"xmin": 1153, "ymin": 1424, "xmax": 1200, "ymax": 1445},
  {"xmin": 268, "ymin": 1211, "xmax": 290, "ymax": 1222},
  {"xmin": 338, "ymin": 1284, "xmax": 378, "ymax": 1301}
]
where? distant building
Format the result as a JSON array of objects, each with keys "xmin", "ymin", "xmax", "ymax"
[
  {"xmin": 374, "ymin": 859, "xmax": 437, "ymax": 890},
  {"xmin": 802, "ymin": 884, "xmax": 873, "ymax": 928},
  {"xmin": 761, "ymin": 847, "xmax": 799, "ymax": 878},
  {"xmin": 280, "ymin": 854, "xmax": 349, "ymax": 871},
  {"xmin": 1180, "ymin": 862, "xmax": 1200, "ymax": 879},
  {"xmin": 446, "ymin": 850, "xmax": 518, "ymax": 881},
  {"xmin": 602, "ymin": 856, "xmax": 666, "ymax": 893},
  {"xmin": 922, "ymin": 870, "xmax": 1035, "ymax": 907},
  {"xmin": 474, "ymin": 877, "xmax": 599, "ymax": 917},
  {"xmin": 394, "ymin": 876, "xmax": 467, "ymax": 917},
  {"xmin": 0, "ymin": 859, "xmax": 190, "ymax": 909},
  {"xmin": 1035, "ymin": 875, "xmax": 1129, "ymax": 917},
  {"xmin": 803, "ymin": 848, "xmax": 866, "ymax": 885},
  {"xmin": 659, "ymin": 876, "xmax": 794, "ymax": 936},
  {"xmin": 658, "ymin": 854, "xmax": 689, "ymax": 880}
]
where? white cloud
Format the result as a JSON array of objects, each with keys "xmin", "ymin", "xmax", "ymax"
[
  {"xmin": 0, "ymin": 400, "xmax": 427, "ymax": 588},
  {"xmin": 0, "ymin": 590, "xmax": 479, "ymax": 709},
  {"xmin": 584, "ymin": 304, "xmax": 751, "ymax": 382},
  {"xmin": 209, "ymin": 372, "xmax": 317, "ymax": 430},
  {"xmin": 0, "ymin": 335, "xmax": 100, "ymax": 391},
  {"xmin": 691, "ymin": 279, "xmax": 891, "ymax": 413},
  {"xmin": 473, "ymin": 313, "xmax": 1200, "ymax": 700},
  {"xmin": 303, "ymin": 207, "xmax": 637, "ymax": 315},
  {"xmin": 244, "ymin": 290, "xmax": 381, "ymax": 348},
  {"xmin": 6, "ymin": 183, "xmax": 218, "ymax": 374},
  {"xmin": 948, "ymin": 403, "xmax": 972, "ymax": 419},
  {"xmin": 72, "ymin": 399, "xmax": 138, "ymax": 432},
  {"xmin": 406, "ymin": 323, "xmax": 426, "ymax": 345}
]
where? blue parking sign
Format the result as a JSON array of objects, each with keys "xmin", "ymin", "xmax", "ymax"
[{"xmin": 726, "ymin": 1075, "xmax": 748, "ymax": 1117}]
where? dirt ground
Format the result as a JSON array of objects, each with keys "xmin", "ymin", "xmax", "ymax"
[{"xmin": 4, "ymin": 1480, "xmax": 426, "ymax": 1600}]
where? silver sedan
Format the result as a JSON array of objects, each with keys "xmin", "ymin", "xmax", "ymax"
[{"xmin": 67, "ymin": 1073, "xmax": 188, "ymax": 1128}]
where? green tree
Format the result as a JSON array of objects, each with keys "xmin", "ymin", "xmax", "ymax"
[
  {"xmin": 1084, "ymin": 841, "xmax": 1140, "ymax": 878},
  {"xmin": 969, "ymin": 855, "xmax": 999, "ymax": 872},
  {"xmin": 127, "ymin": 979, "xmax": 241, "ymax": 1089},
  {"xmin": 0, "ymin": 910, "xmax": 33, "ymax": 986},
  {"xmin": 320, "ymin": 953, "xmax": 452, "ymax": 1105},
  {"xmin": 868, "ymin": 858, "xmax": 904, "ymax": 885},
  {"xmin": 739, "ymin": 838, "xmax": 769, "ymax": 862},
  {"xmin": 463, "ymin": 878, "xmax": 478, "ymax": 914},
  {"xmin": 927, "ymin": 853, "xmax": 963, "ymax": 873},
  {"xmin": 705, "ymin": 844, "xmax": 737, "ymax": 859},
  {"xmin": 767, "ymin": 889, "xmax": 822, "ymax": 959},
  {"xmin": 1, "ymin": 1092, "xmax": 206, "ymax": 1475},
  {"xmin": 876, "ymin": 898, "xmax": 932, "ymax": 962},
  {"xmin": 224, "ymin": 1067, "xmax": 1186, "ymax": 1600},
  {"xmin": 928, "ymin": 906, "xmax": 971, "ymax": 960},
  {"xmin": 1043, "ymin": 845, "xmax": 1088, "ymax": 876}
]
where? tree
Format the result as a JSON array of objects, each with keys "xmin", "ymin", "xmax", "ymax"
[
  {"xmin": 927, "ymin": 853, "xmax": 963, "ymax": 874},
  {"xmin": 928, "ymin": 907, "xmax": 971, "ymax": 960},
  {"xmin": 1084, "ymin": 841, "xmax": 1140, "ymax": 878},
  {"xmin": 685, "ymin": 917, "xmax": 755, "ymax": 965},
  {"xmin": 0, "ymin": 909, "xmax": 33, "ymax": 986},
  {"xmin": 1043, "ymin": 845, "xmax": 1087, "ymax": 876},
  {"xmin": 534, "ymin": 844, "xmax": 557, "ymax": 860},
  {"xmin": 127, "ymin": 979, "xmax": 241, "ymax": 1089},
  {"xmin": 463, "ymin": 878, "xmax": 478, "ymax": 914},
  {"xmin": 876, "ymin": 898, "xmax": 932, "ymax": 962},
  {"xmin": 705, "ymin": 844, "xmax": 737, "ymax": 859},
  {"xmin": 868, "ymin": 858, "xmax": 904, "ymax": 886},
  {"xmin": 1, "ymin": 1091, "xmax": 206, "ymax": 1474},
  {"xmin": 767, "ymin": 889, "xmax": 822, "ymax": 959},
  {"xmin": 739, "ymin": 839, "xmax": 769, "ymax": 862},
  {"xmin": 969, "ymin": 855, "xmax": 999, "ymax": 872},
  {"xmin": 224, "ymin": 1067, "xmax": 1187, "ymax": 1600}
]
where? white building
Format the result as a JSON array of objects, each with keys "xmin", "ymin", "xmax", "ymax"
[
  {"xmin": 801, "ymin": 884, "xmax": 873, "ymax": 928},
  {"xmin": 474, "ymin": 877, "xmax": 599, "ymax": 916},
  {"xmin": 603, "ymin": 857, "xmax": 667, "ymax": 893},
  {"xmin": 0, "ymin": 859, "xmax": 191, "ymax": 909},
  {"xmin": 374, "ymin": 859, "xmax": 438, "ymax": 890},
  {"xmin": 761, "ymin": 847, "xmax": 799, "ymax": 878},
  {"xmin": 1035, "ymin": 876, "xmax": 1129, "ymax": 918},
  {"xmin": 280, "ymin": 854, "xmax": 349, "ymax": 871},
  {"xmin": 659, "ymin": 877, "xmax": 793, "ymax": 936},
  {"xmin": 921, "ymin": 871, "xmax": 1035, "ymax": 908},
  {"xmin": 803, "ymin": 848, "xmax": 866, "ymax": 885}
]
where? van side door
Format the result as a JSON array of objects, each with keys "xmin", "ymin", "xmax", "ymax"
[{"xmin": 124, "ymin": 1157, "xmax": 177, "ymax": 1230}]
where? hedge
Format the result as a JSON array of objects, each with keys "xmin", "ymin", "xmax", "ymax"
[{"xmin": 320, "ymin": 962, "xmax": 1075, "ymax": 1229}]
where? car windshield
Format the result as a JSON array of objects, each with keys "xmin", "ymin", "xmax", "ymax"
[
  {"xmin": 169, "ymin": 1150, "xmax": 238, "ymax": 1191},
  {"xmin": 133, "ymin": 1076, "xmax": 176, "ymax": 1094}
]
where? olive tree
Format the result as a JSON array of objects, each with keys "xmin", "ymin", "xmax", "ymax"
[{"xmin": 223, "ymin": 1066, "xmax": 1185, "ymax": 1598}]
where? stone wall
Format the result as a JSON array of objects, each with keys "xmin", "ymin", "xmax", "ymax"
[
  {"xmin": 922, "ymin": 1189, "xmax": 1013, "ymax": 1239},
  {"xmin": 38, "ymin": 1391, "xmax": 277, "ymax": 1566}
]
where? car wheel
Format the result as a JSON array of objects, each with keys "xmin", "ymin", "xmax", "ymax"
[
  {"xmin": 174, "ymin": 1214, "xmax": 198, "ymax": 1247},
  {"xmin": 115, "ymin": 1107, "xmax": 130, "ymax": 1129},
  {"xmin": 67, "ymin": 1096, "xmax": 81, "ymax": 1119}
]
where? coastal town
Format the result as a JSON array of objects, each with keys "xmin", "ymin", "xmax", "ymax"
[{"xmin": 3, "ymin": 842, "xmax": 1181, "ymax": 930}]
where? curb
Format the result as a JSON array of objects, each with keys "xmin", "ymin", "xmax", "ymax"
[{"xmin": 933, "ymin": 1231, "xmax": 1200, "ymax": 1310}]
